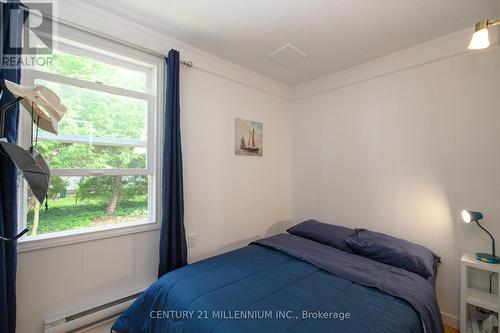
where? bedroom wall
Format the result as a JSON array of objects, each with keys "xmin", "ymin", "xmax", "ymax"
[
  {"xmin": 16, "ymin": 1, "xmax": 500, "ymax": 332},
  {"xmin": 16, "ymin": 1, "xmax": 292, "ymax": 332},
  {"xmin": 291, "ymin": 29, "xmax": 500, "ymax": 326}
]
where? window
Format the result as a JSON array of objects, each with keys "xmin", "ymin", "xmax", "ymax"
[{"xmin": 18, "ymin": 32, "xmax": 161, "ymax": 244}]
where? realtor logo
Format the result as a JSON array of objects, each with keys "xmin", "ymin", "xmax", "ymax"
[
  {"xmin": 21, "ymin": 1, "xmax": 54, "ymax": 54},
  {"xmin": 1, "ymin": 0, "xmax": 56, "ymax": 67}
]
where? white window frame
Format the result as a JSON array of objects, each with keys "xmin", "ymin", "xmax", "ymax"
[{"xmin": 17, "ymin": 26, "xmax": 165, "ymax": 252}]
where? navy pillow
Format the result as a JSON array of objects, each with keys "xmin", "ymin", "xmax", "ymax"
[
  {"xmin": 345, "ymin": 229, "xmax": 440, "ymax": 278},
  {"xmin": 287, "ymin": 219, "xmax": 356, "ymax": 252}
]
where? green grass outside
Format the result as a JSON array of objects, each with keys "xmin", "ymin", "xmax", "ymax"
[{"xmin": 27, "ymin": 195, "xmax": 148, "ymax": 235}]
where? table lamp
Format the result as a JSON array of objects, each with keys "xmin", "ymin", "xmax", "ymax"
[{"xmin": 462, "ymin": 210, "xmax": 500, "ymax": 264}]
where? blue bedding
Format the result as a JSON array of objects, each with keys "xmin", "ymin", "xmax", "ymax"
[
  {"xmin": 255, "ymin": 234, "xmax": 443, "ymax": 333},
  {"xmin": 112, "ymin": 234, "xmax": 440, "ymax": 333}
]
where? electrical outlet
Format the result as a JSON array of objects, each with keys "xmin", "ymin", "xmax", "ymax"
[{"xmin": 188, "ymin": 233, "xmax": 197, "ymax": 248}]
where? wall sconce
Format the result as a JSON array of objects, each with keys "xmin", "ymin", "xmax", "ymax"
[{"xmin": 468, "ymin": 19, "xmax": 500, "ymax": 49}]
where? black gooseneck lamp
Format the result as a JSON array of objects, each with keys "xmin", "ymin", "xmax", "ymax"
[{"xmin": 462, "ymin": 210, "xmax": 500, "ymax": 264}]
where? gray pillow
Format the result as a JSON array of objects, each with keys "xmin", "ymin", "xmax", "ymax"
[
  {"xmin": 345, "ymin": 229, "xmax": 440, "ymax": 278},
  {"xmin": 287, "ymin": 219, "xmax": 356, "ymax": 252}
]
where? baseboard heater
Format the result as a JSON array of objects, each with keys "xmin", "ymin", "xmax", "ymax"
[{"xmin": 43, "ymin": 293, "xmax": 140, "ymax": 333}]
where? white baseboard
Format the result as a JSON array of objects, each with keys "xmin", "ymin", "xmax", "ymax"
[{"xmin": 442, "ymin": 311, "xmax": 459, "ymax": 329}]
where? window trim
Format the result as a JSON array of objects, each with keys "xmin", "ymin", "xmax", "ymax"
[
  {"xmin": 17, "ymin": 221, "xmax": 161, "ymax": 253},
  {"xmin": 17, "ymin": 30, "xmax": 165, "ymax": 252}
]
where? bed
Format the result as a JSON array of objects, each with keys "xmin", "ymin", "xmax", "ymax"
[{"xmin": 112, "ymin": 224, "xmax": 443, "ymax": 333}]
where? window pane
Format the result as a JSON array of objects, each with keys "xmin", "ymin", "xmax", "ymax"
[
  {"xmin": 27, "ymin": 176, "xmax": 149, "ymax": 236},
  {"xmin": 37, "ymin": 50, "xmax": 147, "ymax": 92},
  {"xmin": 36, "ymin": 79, "xmax": 148, "ymax": 140},
  {"xmin": 36, "ymin": 142, "xmax": 146, "ymax": 169}
]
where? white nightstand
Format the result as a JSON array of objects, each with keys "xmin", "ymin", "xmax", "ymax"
[{"xmin": 461, "ymin": 253, "xmax": 500, "ymax": 332}]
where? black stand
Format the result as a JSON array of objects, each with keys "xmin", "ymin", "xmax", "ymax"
[
  {"xmin": 475, "ymin": 220, "xmax": 500, "ymax": 264},
  {"xmin": 0, "ymin": 96, "xmax": 23, "ymax": 138},
  {"xmin": 0, "ymin": 94, "xmax": 29, "ymax": 241},
  {"xmin": 0, "ymin": 228, "xmax": 29, "ymax": 243}
]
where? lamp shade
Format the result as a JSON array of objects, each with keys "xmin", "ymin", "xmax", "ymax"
[
  {"xmin": 468, "ymin": 20, "xmax": 490, "ymax": 50},
  {"xmin": 468, "ymin": 29, "xmax": 490, "ymax": 49},
  {"xmin": 462, "ymin": 210, "xmax": 484, "ymax": 223}
]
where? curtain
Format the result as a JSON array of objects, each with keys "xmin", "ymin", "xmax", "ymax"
[
  {"xmin": 0, "ymin": 1, "xmax": 26, "ymax": 332},
  {"xmin": 158, "ymin": 49, "xmax": 187, "ymax": 278}
]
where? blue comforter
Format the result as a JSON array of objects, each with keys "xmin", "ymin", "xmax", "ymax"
[{"xmin": 113, "ymin": 234, "xmax": 441, "ymax": 333}]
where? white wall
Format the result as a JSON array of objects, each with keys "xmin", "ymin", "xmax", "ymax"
[
  {"xmin": 292, "ymin": 30, "xmax": 500, "ymax": 326},
  {"xmin": 16, "ymin": 1, "xmax": 292, "ymax": 332},
  {"xmin": 181, "ymin": 67, "xmax": 292, "ymax": 261}
]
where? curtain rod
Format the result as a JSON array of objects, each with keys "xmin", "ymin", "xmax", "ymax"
[{"xmin": 167, "ymin": 59, "xmax": 193, "ymax": 67}]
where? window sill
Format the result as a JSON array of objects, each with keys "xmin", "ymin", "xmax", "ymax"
[{"xmin": 17, "ymin": 221, "xmax": 160, "ymax": 253}]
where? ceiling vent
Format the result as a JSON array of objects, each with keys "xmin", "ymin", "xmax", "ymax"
[{"xmin": 267, "ymin": 43, "xmax": 306, "ymax": 66}]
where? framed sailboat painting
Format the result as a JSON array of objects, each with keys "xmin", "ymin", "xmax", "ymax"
[{"xmin": 235, "ymin": 118, "xmax": 263, "ymax": 156}]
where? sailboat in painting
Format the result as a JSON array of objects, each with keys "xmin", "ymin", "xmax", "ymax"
[
  {"xmin": 235, "ymin": 118, "xmax": 262, "ymax": 156},
  {"xmin": 240, "ymin": 128, "xmax": 259, "ymax": 153}
]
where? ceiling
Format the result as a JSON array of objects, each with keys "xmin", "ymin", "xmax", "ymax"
[{"xmin": 82, "ymin": 0, "xmax": 498, "ymax": 85}]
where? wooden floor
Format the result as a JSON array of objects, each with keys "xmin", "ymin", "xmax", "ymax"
[{"xmin": 444, "ymin": 325, "xmax": 459, "ymax": 333}]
